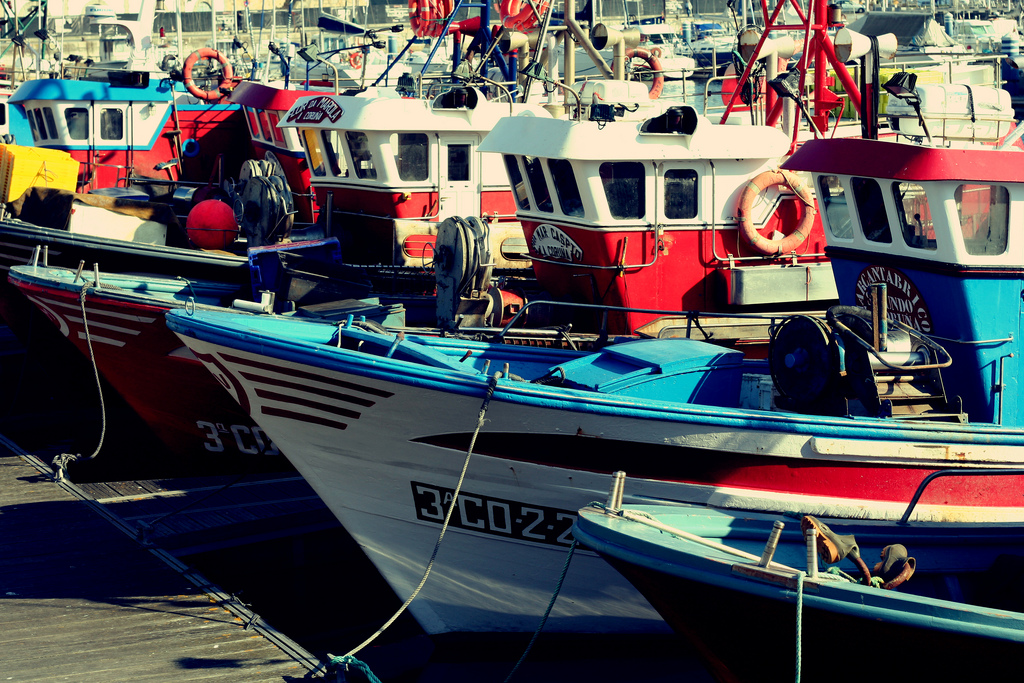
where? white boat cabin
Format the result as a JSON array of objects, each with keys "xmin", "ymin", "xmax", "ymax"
[
  {"xmin": 479, "ymin": 80, "xmax": 834, "ymax": 334},
  {"xmin": 278, "ymin": 86, "xmax": 551, "ymax": 268}
]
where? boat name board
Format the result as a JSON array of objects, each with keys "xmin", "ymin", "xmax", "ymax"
[
  {"xmin": 411, "ymin": 481, "xmax": 576, "ymax": 546},
  {"xmin": 854, "ymin": 265, "xmax": 933, "ymax": 333},
  {"xmin": 532, "ymin": 224, "xmax": 583, "ymax": 263},
  {"xmin": 285, "ymin": 96, "xmax": 344, "ymax": 125}
]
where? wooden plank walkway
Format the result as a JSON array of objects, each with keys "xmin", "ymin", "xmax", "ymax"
[
  {"xmin": 0, "ymin": 438, "xmax": 326, "ymax": 681},
  {"xmin": 76, "ymin": 473, "xmax": 340, "ymax": 556}
]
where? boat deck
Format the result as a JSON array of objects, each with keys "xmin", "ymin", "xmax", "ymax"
[{"xmin": 0, "ymin": 436, "xmax": 327, "ymax": 681}]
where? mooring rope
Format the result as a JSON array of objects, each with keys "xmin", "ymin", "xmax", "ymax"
[
  {"xmin": 337, "ymin": 371, "xmax": 503, "ymax": 661},
  {"xmin": 795, "ymin": 570, "xmax": 804, "ymax": 683},
  {"xmin": 52, "ymin": 287, "xmax": 107, "ymax": 482},
  {"xmin": 504, "ymin": 539, "xmax": 579, "ymax": 682}
]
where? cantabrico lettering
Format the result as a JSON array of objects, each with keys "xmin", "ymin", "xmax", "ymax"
[{"xmin": 854, "ymin": 265, "xmax": 933, "ymax": 333}]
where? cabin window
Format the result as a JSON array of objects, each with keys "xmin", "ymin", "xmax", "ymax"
[
  {"xmin": 245, "ymin": 107, "xmax": 261, "ymax": 139},
  {"xmin": 26, "ymin": 109, "xmax": 39, "ymax": 140},
  {"xmin": 0, "ymin": 103, "xmax": 7, "ymax": 127},
  {"xmin": 548, "ymin": 159, "xmax": 584, "ymax": 217},
  {"xmin": 503, "ymin": 155, "xmax": 530, "ymax": 210},
  {"xmin": 393, "ymin": 133, "xmax": 428, "ymax": 181},
  {"xmin": 100, "ymin": 108, "xmax": 123, "ymax": 141},
  {"xmin": 524, "ymin": 155, "xmax": 553, "ymax": 213},
  {"xmin": 32, "ymin": 110, "xmax": 48, "ymax": 140},
  {"xmin": 321, "ymin": 130, "xmax": 348, "ymax": 177},
  {"xmin": 956, "ymin": 184, "xmax": 1009, "ymax": 256},
  {"xmin": 448, "ymin": 144, "xmax": 470, "ymax": 182},
  {"xmin": 42, "ymin": 108, "xmax": 57, "ymax": 139},
  {"xmin": 65, "ymin": 107, "xmax": 89, "ymax": 141},
  {"xmin": 818, "ymin": 175, "xmax": 852, "ymax": 239},
  {"xmin": 267, "ymin": 112, "xmax": 285, "ymax": 143},
  {"xmin": 303, "ymin": 129, "xmax": 326, "ymax": 177},
  {"xmin": 892, "ymin": 182, "xmax": 936, "ymax": 251},
  {"xmin": 600, "ymin": 161, "xmax": 646, "ymax": 220},
  {"xmin": 664, "ymin": 169, "xmax": 698, "ymax": 219},
  {"xmin": 851, "ymin": 177, "xmax": 891, "ymax": 244},
  {"xmin": 346, "ymin": 131, "xmax": 377, "ymax": 180},
  {"xmin": 258, "ymin": 111, "xmax": 273, "ymax": 141}
]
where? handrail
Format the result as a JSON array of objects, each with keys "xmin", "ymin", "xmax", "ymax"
[
  {"xmin": 495, "ymin": 298, "xmax": 799, "ymax": 340},
  {"xmin": 898, "ymin": 468, "xmax": 1024, "ymax": 524}
]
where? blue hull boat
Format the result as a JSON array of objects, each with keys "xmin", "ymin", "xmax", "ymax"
[{"xmin": 574, "ymin": 499, "xmax": 1024, "ymax": 682}]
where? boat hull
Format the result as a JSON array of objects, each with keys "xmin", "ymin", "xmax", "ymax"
[
  {"xmin": 0, "ymin": 224, "xmax": 249, "ymax": 340},
  {"xmin": 574, "ymin": 505, "xmax": 1024, "ymax": 682},
  {"xmin": 8, "ymin": 269, "xmax": 286, "ymax": 470},
  {"xmin": 166, "ymin": 310, "xmax": 1024, "ymax": 634}
]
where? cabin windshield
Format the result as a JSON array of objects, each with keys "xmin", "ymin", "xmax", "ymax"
[
  {"xmin": 346, "ymin": 131, "xmax": 377, "ymax": 180},
  {"xmin": 504, "ymin": 155, "xmax": 531, "ymax": 210},
  {"xmin": 818, "ymin": 175, "xmax": 852, "ymax": 239},
  {"xmin": 956, "ymin": 184, "xmax": 1009, "ymax": 256},
  {"xmin": 393, "ymin": 133, "xmax": 429, "ymax": 181},
  {"xmin": 600, "ymin": 161, "xmax": 646, "ymax": 219},
  {"xmin": 548, "ymin": 158, "xmax": 584, "ymax": 217},
  {"xmin": 303, "ymin": 129, "xmax": 326, "ymax": 177},
  {"xmin": 851, "ymin": 177, "xmax": 891, "ymax": 243},
  {"xmin": 893, "ymin": 182, "xmax": 936, "ymax": 251},
  {"xmin": 322, "ymin": 130, "xmax": 349, "ymax": 177},
  {"xmin": 65, "ymin": 107, "xmax": 89, "ymax": 140},
  {"xmin": 524, "ymin": 155, "xmax": 553, "ymax": 213},
  {"xmin": 100, "ymin": 108, "xmax": 123, "ymax": 140}
]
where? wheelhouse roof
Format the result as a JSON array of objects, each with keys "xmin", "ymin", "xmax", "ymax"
[
  {"xmin": 278, "ymin": 89, "xmax": 550, "ymax": 133},
  {"xmin": 10, "ymin": 77, "xmax": 174, "ymax": 104},
  {"xmin": 479, "ymin": 115, "xmax": 791, "ymax": 161},
  {"xmin": 783, "ymin": 137, "xmax": 1024, "ymax": 183}
]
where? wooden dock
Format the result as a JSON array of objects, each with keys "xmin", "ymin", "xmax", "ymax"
[{"xmin": 0, "ymin": 435, "xmax": 328, "ymax": 681}]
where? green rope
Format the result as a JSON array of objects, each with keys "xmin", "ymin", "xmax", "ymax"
[
  {"xmin": 795, "ymin": 570, "xmax": 804, "ymax": 683},
  {"xmin": 327, "ymin": 654, "xmax": 382, "ymax": 682},
  {"xmin": 825, "ymin": 566, "xmax": 885, "ymax": 588},
  {"xmin": 339, "ymin": 371, "xmax": 503, "ymax": 659},
  {"xmin": 504, "ymin": 540, "xmax": 579, "ymax": 682}
]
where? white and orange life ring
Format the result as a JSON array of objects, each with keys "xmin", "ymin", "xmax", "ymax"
[
  {"xmin": 499, "ymin": 0, "xmax": 550, "ymax": 32},
  {"xmin": 349, "ymin": 51, "xmax": 364, "ymax": 69},
  {"xmin": 625, "ymin": 48, "xmax": 664, "ymax": 99},
  {"xmin": 409, "ymin": 0, "xmax": 452, "ymax": 37},
  {"xmin": 182, "ymin": 47, "xmax": 234, "ymax": 102},
  {"xmin": 737, "ymin": 169, "xmax": 817, "ymax": 256}
]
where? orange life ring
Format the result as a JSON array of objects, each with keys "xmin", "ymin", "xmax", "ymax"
[
  {"xmin": 349, "ymin": 51, "xmax": 363, "ymax": 69},
  {"xmin": 182, "ymin": 47, "xmax": 234, "ymax": 102},
  {"xmin": 650, "ymin": 46, "xmax": 663, "ymax": 58},
  {"xmin": 625, "ymin": 48, "xmax": 664, "ymax": 99},
  {"xmin": 409, "ymin": 0, "xmax": 452, "ymax": 37},
  {"xmin": 736, "ymin": 169, "xmax": 817, "ymax": 256},
  {"xmin": 499, "ymin": 0, "xmax": 550, "ymax": 31}
]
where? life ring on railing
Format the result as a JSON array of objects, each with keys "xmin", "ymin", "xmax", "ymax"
[
  {"xmin": 499, "ymin": 0, "xmax": 550, "ymax": 32},
  {"xmin": 736, "ymin": 169, "xmax": 817, "ymax": 256},
  {"xmin": 182, "ymin": 47, "xmax": 234, "ymax": 102},
  {"xmin": 625, "ymin": 48, "xmax": 664, "ymax": 99},
  {"xmin": 349, "ymin": 51, "xmax": 363, "ymax": 69},
  {"xmin": 409, "ymin": 0, "xmax": 452, "ymax": 37}
]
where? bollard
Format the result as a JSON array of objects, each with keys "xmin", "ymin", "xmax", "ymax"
[{"xmin": 758, "ymin": 520, "xmax": 785, "ymax": 567}]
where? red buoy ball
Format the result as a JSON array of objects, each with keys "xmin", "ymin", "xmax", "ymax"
[{"xmin": 186, "ymin": 199, "xmax": 238, "ymax": 250}]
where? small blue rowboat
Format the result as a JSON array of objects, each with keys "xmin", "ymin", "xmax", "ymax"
[{"xmin": 573, "ymin": 488, "xmax": 1024, "ymax": 682}]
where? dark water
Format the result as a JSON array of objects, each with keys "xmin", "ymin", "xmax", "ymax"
[{"xmin": 0, "ymin": 324, "xmax": 715, "ymax": 682}]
